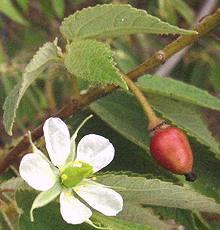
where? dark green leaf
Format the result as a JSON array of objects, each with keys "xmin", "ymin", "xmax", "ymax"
[
  {"xmin": 138, "ymin": 75, "xmax": 220, "ymax": 111},
  {"xmin": 16, "ymin": 190, "xmax": 93, "ymax": 230}
]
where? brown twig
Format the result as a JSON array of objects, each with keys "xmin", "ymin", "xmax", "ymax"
[{"xmin": 0, "ymin": 9, "xmax": 220, "ymax": 174}]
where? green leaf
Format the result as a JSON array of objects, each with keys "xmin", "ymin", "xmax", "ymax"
[
  {"xmin": 97, "ymin": 174, "xmax": 220, "ymax": 214},
  {"xmin": 90, "ymin": 91, "xmax": 220, "ymax": 201},
  {"xmin": 52, "ymin": 0, "xmax": 65, "ymax": 18},
  {"xmin": 16, "ymin": 0, "xmax": 29, "ymax": 11},
  {"xmin": 193, "ymin": 212, "xmax": 211, "ymax": 230},
  {"xmin": 0, "ymin": 0, "xmax": 28, "ymax": 25},
  {"xmin": 64, "ymin": 40, "xmax": 127, "ymax": 88},
  {"xmin": 190, "ymin": 142, "xmax": 220, "ymax": 203},
  {"xmin": 118, "ymin": 203, "xmax": 178, "ymax": 230},
  {"xmin": 60, "ymin": 4, "xmax": 196, "ymax": 40},
  {"xmin": 16, "ymin": 190, "xmax": 93, "ymax": 230},
  {"xmin": 3, "ymin": 42, "xmax": 61, "ymax": 135},
  {"xmin": 40, "ymin": 0, "xmax": 53, "ymax": 19},
  {"xmin": 210, "ymin": 66, "xmax": 220, "ymax": 93},
  {"xmin": 30, "ymin": 182, "xmax": 62, "ymax": 221},
  {"xmin": 90, "ymin": 90, "xmax": 220, "ymax": 156},
  {"xmin": 153, "ymin": 207, "xmax": 202, "ymax": 230},
  {"xmin": 172, "ymin": 0, "xmax": 195, "ymax": 24},
  {"xmin": 158, "ymin": 0, "xmax": 178, "ymax": 25},
  {"xmin": 93, "ymin": 212, "xmax": 152, "ymax": 230},
  {"xmin": 90, "ymin": 91, "xmax": 148, "ymax": 150},
  {"xmin": 138, "ymin": 75, "xmax": 220, "ymax": 111},
  {"xmin": 148, "ymin": 95, "xmax": 220, "ymax": 156},
  {"xmin": 74, "ymin": 113, "xmax": 177, "ymax": 181},
  {"xmin": 16, "ymin": 189, "xmax": 151, "ymax": 229}
]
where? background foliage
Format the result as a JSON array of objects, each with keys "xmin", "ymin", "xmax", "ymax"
[{"xmin": 0, "ymin": 0, "xmax": 220, "ymax": 229}]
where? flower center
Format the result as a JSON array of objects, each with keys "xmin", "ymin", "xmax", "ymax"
[{"xmin": 60, "ymin": 161, "xmax": 93, "ymax": 188}]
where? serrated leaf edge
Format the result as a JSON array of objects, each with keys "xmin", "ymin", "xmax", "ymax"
[{"xmin": 60, "ymin": 4, "xmax": 197, "ymax": 40}]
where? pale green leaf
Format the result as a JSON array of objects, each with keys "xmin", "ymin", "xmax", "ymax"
[
  {"xmin": 60, "ymin": 4, "xmax": 196, "ymax": 40},
  {"xmin": 138, "ymin": 75, "xmax": 220, "ymax": 111},
  {"xmin": 3, "ymin": 42, "xmax": 61, "ymax": 135},
  {"xmin": 0, "ymin": 0, "xmax": 28, "ymax": 25},
  {"xmin": 52, "ymin": 0, "xmax": 65, "ymax": 18},
  {"xmin": 64, "ymin": 40, "xmax": 127, "ymax": 88},
  {"xmin": 97, "ymin": 174, "xmax": 220, "ymax": 214},
  {"xmin": 30, "ymin": 182, "xmax": 62, "ymax": 221}
]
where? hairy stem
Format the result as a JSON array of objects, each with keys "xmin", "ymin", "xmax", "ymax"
[
  {"xmin": 0, "ymin": 8, "xmax": 220, "ymax": 174},
  {"xmin": 71, "ymin": 74, "xmax": 80, "ymax": 99},
  {"xmin": 45, "ymin": 68, "xmax": 56, "ymax": 110}
]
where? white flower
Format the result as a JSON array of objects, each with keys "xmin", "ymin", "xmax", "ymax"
[{"xmin": 19, "ymin": 117, "xmax": 123, "ymax": 225}]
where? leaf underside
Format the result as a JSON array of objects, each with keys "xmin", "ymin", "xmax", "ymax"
[{"xmin": 3, "ymin": 42, "xmax": 60, "ymax": 135}]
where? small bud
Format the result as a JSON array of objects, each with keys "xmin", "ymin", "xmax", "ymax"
[{"xmin": 150, "ymin": 125, "xmax": 196, "ymax": 181}]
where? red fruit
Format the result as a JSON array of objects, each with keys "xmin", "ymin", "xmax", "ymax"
[{"xmin": 150, "ymin": 125, "xmax": 196, "ymax": 181}]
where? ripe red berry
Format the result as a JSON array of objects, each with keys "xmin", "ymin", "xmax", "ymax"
[{"xmin": 150, "ymin": 125, "xmax": 196, "ymax": 182}]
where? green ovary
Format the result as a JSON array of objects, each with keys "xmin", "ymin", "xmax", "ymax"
[{"xmin": 60, "ymin": 162, "xmax": 93, "ymax": 188}]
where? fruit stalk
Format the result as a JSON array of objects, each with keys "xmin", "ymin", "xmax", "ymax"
[
  {"xmin": 123, "ymin": 76, "xmax": 163, "ymax": 130},
  {"xmin": 123, "ymin": 75, "xmax": 196, "ymax": 181}
]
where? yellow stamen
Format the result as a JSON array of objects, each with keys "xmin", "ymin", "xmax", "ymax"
[
  {"xmin": 61, "ymin": 174, "xmax": 68, "ymax": 181},
  {"xmin": 73, "ymin": 160, "xmax": 83, "ymax": 168},
  {"xmin": 65, "ymin": 191, "xmax": 73, "ymax": 197}
]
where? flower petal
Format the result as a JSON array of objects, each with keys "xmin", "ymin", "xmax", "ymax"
[
  {"xmin": 75, "ymin": 180, "xmax": 123, "ymax": 216},
  {"xmin": 76, "ymin": 134, "xmax": 115, "ymax": 172},
  {"xmin": 69, "ymin": 115, "xmax": 93, "ymax": 161},
  {"xmin": 43, "ymin": 117, "xmax": 71, "ymax": 168},
  {"xmin": 60, "ymin": 191, "xmax": 92, "ymax": 224},
  {"xmin": 19, "ymin": 153, "xmax": 56, "ymax": 191}
]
